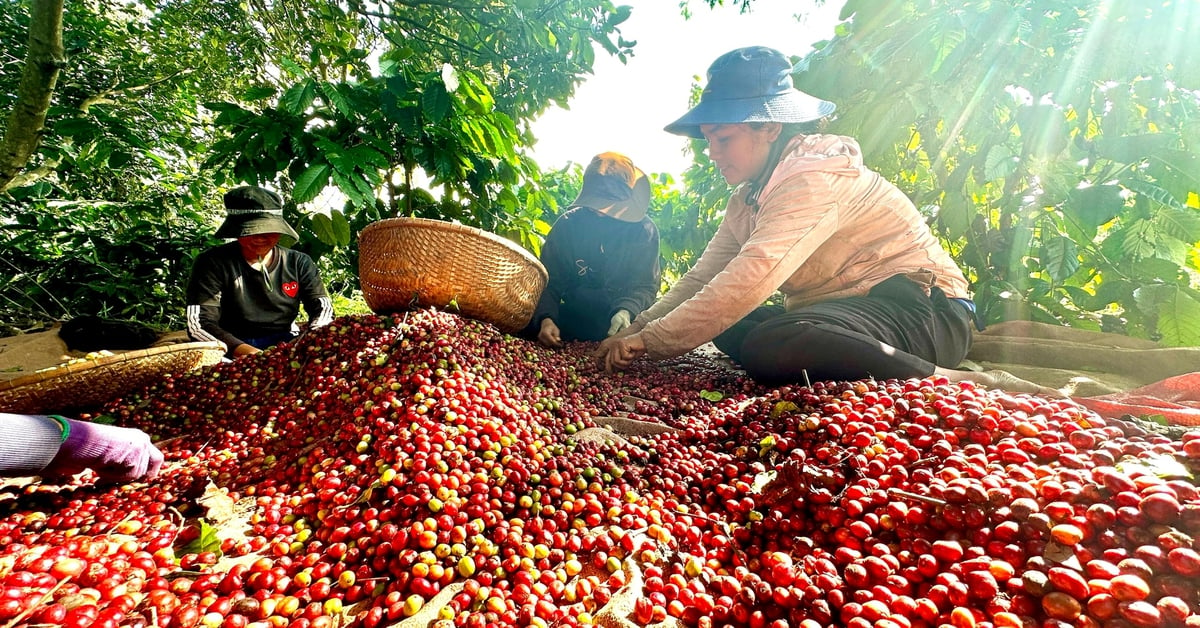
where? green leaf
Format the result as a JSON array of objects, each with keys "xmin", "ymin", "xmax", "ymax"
[
  {"xmin": 378, "ymin": 47, "xmax": 414, "ymax": 76},
  {"xmin": 345, "ymin": 145, "xmax": 389, "ymax": 172},
  {"xmin": 279, "ymin": 80, "xmax": 318, "ymax": 116},
  {"xmin": 1116, "ymin": 453, "xmax": 1193, "ymax": 479},
  {"xmin": 1040, "ymin": 235, "xmax": 1080, "ymax": 282},
  {"xmin": 457, "ymin": 72, "xmax": 493, "ymax": 114},
  {"xmin": 770, "ymin": 401, "xmax": 799, "ymax": 419},
  {"xmin": 108, "ymin": 150, "xmax": 133, "ymax": 168},
  {"xmin": 52, "ymin": 118, "xmax": 101, "ymax": 137},
  {"xmin": 938, "ymin": 194, "xmax": 973, "ymax": 241},
  {"xmin": 422, "ymin": 81, "xmax": 451, "ymax": 124},
  {"xmin": 310, "ymin": 213, "xmax": 336, "ymax": 245},
  {"xmin": 293, "ymin": 163, "xmax": 332, "ymax": 204},
  {"xmin": 930, "ymin": 28, "xmax": 967, "ymax": 81},
  {"xmin": 1151, "ymin": 237, "xmax": 1189, "ymax": 263},
  {"xmin": 983, "ymin": 145, "xmax": 1019, "ymax": 182},
  {"xmin": 319, "ymin": 82, "xmax": 356, "ymax": 120},
  {"xmin": 332, "ymin": 170, "xmax": 374, "ymax": 209},
  {"xmin": 1097, "ymin": 133, "xmax": 1176, "ymax": 164},
  {"xmin": 1153, "ymin": 208, "xmax": 1200, "ymax": 243},
  {"xmin": 241, "ymin": 86, "xmax": 278, "ymax": 101},
  {"xmin": 1154, "ymin": 288, "xmax": 1200, "ymax": 347},
  {"xmin": 1151, "ymin": 149, "xmax": 1200, "ymax": 198},
  {"xmin": 176, "ymin": 520, "xmax": 222, "ymax": 556},
  {"xmin": 1123, "ymin": 178, "xmax": 1184, "ymax": 210},
  {"xmin": 1065, "ymin": 184, "xmax": 1125, "ymax": 230},
  {"xmin": 1119, "ymin": 220, "xmax": 1161, "ymax": 260},
  {"xmin": 758, "ymin": 434, "xmax": 777, "ymax": 457},
  {"xmin": 331, "ymin": 210, "xmax": 352, "ymax": 246},
  {"xmin": 210, "ymin": 106, "xmax": 256, "ymax": 127},
  {"xmin": 699, "ymin": 390, "xmax": 724, "ymax": 402},
  {"xmin": 279, "ymin": 58, "xmax": 305, "ymax": 75},
  {"xmin": 609, "ymin": 5, "xmax": 633, "ymax": 26}
]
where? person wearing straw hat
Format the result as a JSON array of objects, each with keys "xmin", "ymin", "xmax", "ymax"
[
  {"xmin": 2, "ymin": 413, "xmax": 163, "ymax": 482},
  {"xmin": 528, "ymin": 152, "xmax": 662, "ymax": 347},
  {"xmin": 186, "ymin": 186, "xmax": 334, "ymax": 359},
  {"xmin": 592, "ymin": 46, "xmax": 1055, "ymax": 394}
]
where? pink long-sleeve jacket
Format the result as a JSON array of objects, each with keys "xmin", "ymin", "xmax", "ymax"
[{"xmin": 630, "ymin": 133, "xmax": 971, "ymax": 360}]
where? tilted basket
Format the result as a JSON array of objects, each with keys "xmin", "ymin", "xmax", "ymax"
[
  {"xmin": 0, "ymin": 341, "xmax": 226, "ymax": 414},
  {"xmin": 358, "ymin": 218, "xmax": 548, "ymax": 333}
]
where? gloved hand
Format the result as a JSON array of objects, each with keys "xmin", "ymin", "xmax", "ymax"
[
  {"xmin": 44, "ymin": 418, "xmax": 164, "ymax": 482},
  {"xmin": 607, "ymin": 309, "xmax": 632, "ymax": 337}
]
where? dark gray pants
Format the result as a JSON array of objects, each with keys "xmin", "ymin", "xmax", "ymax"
[{"xmin": 712, "ymin": 275, "xmax": 974, "ymax": 385}]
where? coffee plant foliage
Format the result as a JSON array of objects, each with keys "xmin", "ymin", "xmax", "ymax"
[
  {"xmin": 789, "ymin": 0, "xmax": 1200, "ymax": 344},
  {"xmin": 0, "ymin": 0, "xmax": 636, "ymax": 333},
  {"xmin": 0, "ymin": 196, "xmax": 222, "ymax": 335},
  {"xmin": 9, "ymin": 0, "xmax": 1200, "ymax": 348},
  {"xmin": 200, "ymin": 0, "xmax": 638, "ymax": 262}
]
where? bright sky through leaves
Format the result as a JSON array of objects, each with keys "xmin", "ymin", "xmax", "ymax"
[{"xmin": 529, "ymin": 0, "xmax": 847, "ymax": 178}]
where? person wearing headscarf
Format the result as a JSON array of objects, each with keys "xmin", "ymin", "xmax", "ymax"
[
  {"xmin": 186, "ymin": 186, "xmax": 334, "ymax": 358},
  {"xmin": 593, "ymin": 47, "xmax": 1052, "ymax": 394},
  {"xmin": 528, "ymin": 152, "xmax": 661, "ymax": 347}
]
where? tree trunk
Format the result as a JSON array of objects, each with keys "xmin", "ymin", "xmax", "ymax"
[{"xmin": 0, "ymin": 0, "xmax": 65, "ymax": 193}]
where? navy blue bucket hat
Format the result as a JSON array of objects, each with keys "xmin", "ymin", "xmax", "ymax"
[
  {"xmin": 570, "ymin": 152, "xmax": 651, "ymax": 223},
  {"xmin": 215, "ymin": 186, "xmax": 300, "ymax": 245},
  {"xmin": 665, "ymin": 46, "xmax": 836, "ymax": 139}
]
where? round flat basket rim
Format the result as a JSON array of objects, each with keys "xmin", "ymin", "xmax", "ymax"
[
  {"xmin": 360, "ymin": 217, "xmax": 547, "ymax": 281},
  {"xmin": 0, "ymin": 341, "xmax": 226, "ymax": 413},
  {"xmin": 0, "ymin": 341, "xmax": 226, "ymax": 393}
]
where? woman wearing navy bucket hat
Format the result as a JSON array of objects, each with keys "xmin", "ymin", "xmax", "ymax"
[{"xmin": 594, "ymin": 46, "xmax": 1054, "ymax": 394}]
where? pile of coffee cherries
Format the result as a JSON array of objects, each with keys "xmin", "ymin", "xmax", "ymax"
[{"xmin": 0, "ymin": 309, "xmax": 1196, "ymax": 628}]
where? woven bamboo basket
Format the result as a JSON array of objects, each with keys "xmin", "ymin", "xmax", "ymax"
[
  {"xmin": 0, "ymin": 341, "xmax": 226, "ymax": 414},
  {"xmin": 358, "ymin": 218, "xmax": 548, "ymax": 333}
]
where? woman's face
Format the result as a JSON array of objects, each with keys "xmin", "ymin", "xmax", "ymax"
[
  {"xmin": 238, "ymin": 233, "xmax": 281, "ymax": 261},
  {"xmin": 700, "ymin": 122, "xmax": 782, "ymax": 186}
]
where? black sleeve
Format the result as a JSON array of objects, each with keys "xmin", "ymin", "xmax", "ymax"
[
  {"xmin": 531, "ymin": 218, "xmax": 575, "ymax": 326},
  {"xmin": 611, "ymin": 220, "xmax": 662, "ymax": 318},
  {"xmin": 185, "ymin": 251, "xmax": 244, "ymax": 351},
  {"xmin": 296, "ymin": 254, "xmax": 334, "ymax": 328}
]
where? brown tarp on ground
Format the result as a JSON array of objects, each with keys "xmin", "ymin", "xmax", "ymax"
[{"xmin": 965, "ymin": 321, "xmax": 1200, "ymax": 426}]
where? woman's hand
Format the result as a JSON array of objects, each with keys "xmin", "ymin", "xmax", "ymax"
[
  {"xmin": 537, "ymin": 318, "xmax": 563, "ymax": 348},
  {"xmin": 233, "ymin": 342, "xmax": 261, "ymax": 357},
  {"xmin": 45, "ymin": 419, "xmax": 164, "ymax": 483},
  {"xmin": 592, "ymin": 333, "xmax": 646, "ymax": 372}
]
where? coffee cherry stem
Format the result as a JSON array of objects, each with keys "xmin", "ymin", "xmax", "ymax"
[
  {"xmin": 887, "ymin": 488, "xmax": 949, "ymax": 507},
  {"xmin": 0, "ymin": 574, "xmax": 70, "ymax": 628}
]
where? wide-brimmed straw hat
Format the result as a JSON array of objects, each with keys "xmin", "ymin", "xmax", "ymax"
[
  {"xmin": 214, "ymin": 186, "xmax": 300, "ymax": 244},
  {"xmin": 570, "ymin": 152, "xmax": 651, "ymax": 223},
  {"xmin": 665, "ymin": 46, "xmax": 836, "ymax": 139}
]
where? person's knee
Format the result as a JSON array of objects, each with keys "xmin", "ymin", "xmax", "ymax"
[
  {"xmin": 711, "ymin": 328, "xmax": 742, "ymax": 360},
  {"xmin": 738, "ymin": 320, "xmax": 821, "ymax": 381}
]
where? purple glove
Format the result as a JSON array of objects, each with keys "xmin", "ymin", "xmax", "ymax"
[{"xmin": 45, "ymin": 419, "xmax": 164, "ymax": 482}]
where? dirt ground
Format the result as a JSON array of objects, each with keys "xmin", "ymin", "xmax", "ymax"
[
  {"xmin": 0, "ymin": 326, "xmax": 75, "ymax": 382},
  {"xmin": 0, "ymin": 327, "xmax": 192, "ymax": 383}
]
